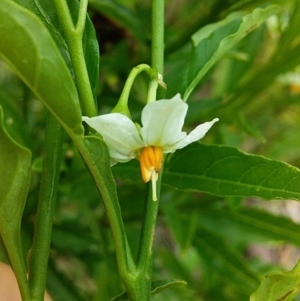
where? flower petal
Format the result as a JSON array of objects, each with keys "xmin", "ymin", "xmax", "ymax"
[
  {"xmin": 82, "ymin": 114, "xmax": 145, "ymax": 162},
  {"xmin": 141, "ymin": 94, "xmax": 188, "ymax": 148},
  {"xmin": 172, "ymin": 118, "xmax": 219, "ymax": 150}
]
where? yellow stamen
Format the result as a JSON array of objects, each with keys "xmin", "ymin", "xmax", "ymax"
[{"xmin": 139, "ymin": 146, "xmax": 163, "ymax": 201}]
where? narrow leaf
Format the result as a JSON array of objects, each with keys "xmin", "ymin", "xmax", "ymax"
[
  {"xmin": 88, "ymin": 0, "xmax": 144, "ymax": 41},
  {"xmin": 186, "ymin": 5, "xmax": 281, "ymax": 98},
  {"xmin": 250, "ymin": 260, "xmax": 300, "ymax": 301},
  {"xmin": 182, "ymin": 5, "xmax": 281, "ymax": 100},
  {"xmin": 0, "ymin": 107, "xmax": 31, "ymax": 300},
  {"xmin": 0, "ymin": 0, "xmax": 83, "ymax": 133},
  {"xmin": 197, "ymin": 207, "xmax": 300, "ymax": 246},
  {"xmin": 164, "ymin": 143, "xmax": 300, "ymax": 200},
  {"xmin": 195, "ymin": 230, "xmax": 260, "ymax": 292}
]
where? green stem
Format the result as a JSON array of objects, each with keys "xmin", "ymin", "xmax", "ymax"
[
  {"xmin": 53, "ymin": 0, "xmax": 96, "ymax": 117},
  {"xmin": 151, "ymin": 0, "xmax": 165, "ymax": 75},
  {"xmin": 137, "ymin": 170, "xmax": 162, "ymax": 268},
  {"xmin": 121, "ymin": 1, "xmax": 166, "ymax": 300},
  {"xmin": 126, "ymin": 170, "xmax": 163, "ymax": 301},
  {"xmin": 147, "ymin": 68, "xmax": 159, "ymax": 103},
  {"xmin": 28, "ymin": 115, "xmax": 64, "ymax": 301}
]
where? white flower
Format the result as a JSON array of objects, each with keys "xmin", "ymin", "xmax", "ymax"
[{"xmin": 83, "ymin": 94, "xmax": 218, "ymax": 201}]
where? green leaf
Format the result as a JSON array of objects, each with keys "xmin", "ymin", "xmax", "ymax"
[
  {"xmin": 250, "ymin": 260, "xmax": 300, "ymax": 301},
  {"xmin": 163, "ymin": 200, "xmax": 198, "ymax": 251},
  {"xmin": 164, "ymin": 143, "xmax": 300, "ymax": 200},
  {"xmin": 88, "ymin": 0, "xmax": 144, "ymax": 41},
  {"xmin": 13, "ymin": 0, "xmax": 99, "ymax": 100},
  {"xmin": 80, "ymin": 134, "xmax": 136, "ymax": 270},
  {"xmin": 113, "ymin": 159, "xmax": 141, "ymax": 182},
  {"xmin": 111, "ymin": 279, "xmax": 187, "ymax": 301},
  {"xmin": 0, "ymin": 106, "xmax": 31, "ymax": 300},
  {"xmin": 0, "ymin": 0, "xmax": 83, "ymax": 133},
  {"xmin": 0, "ymin": 89, "xmax": 30, "ymax": 147},
  {"xmin": 197, "ymin": 207, "xmax": 300, "ymax": 246},
  {"xmin": 169, "ymin": 5, "xmax": 281, "ymax": 100},
  {"xmin": 194, "ymin": 229, "xmax": 260, "ymax": 293}
]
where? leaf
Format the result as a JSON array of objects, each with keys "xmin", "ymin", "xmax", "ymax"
[
  {"xmin": 163, "ymin": 200, "xmax": 198, "ymax": 251},
  {"xmin": 194, "ymin": 229, "xmax": 260, "ymax": 293},
  {"xmin": 88, "ymin": 0, "xmax": 144, "ymax": 41},
  {"xmin": 111, "ymin": 279, "xmax": 187, "ymax": 301},
  {"xmin": 14, "ymin": 0, "xmax": 100, "ymax": 100},
  {"xmin": 81, "ymin": 135, "xmax": 135, "ymax": 267},
  {"xmin": 0, "ymin": 106, "xmax": 31, "ymax": 299},
  {"xmin": 0, "ymin": 107, "xmax": 31, "ymax": 235},
  {"xmin": 0, "ymin": 0, "xmax": 83, "ymax": 133},
  {"xmin": 83, "ymin": 135, "xmax": 119, "ymax": 202},
  {"xmin": 113, "ymin": 159, "xmax": 141, "ymax": 182},
  {"xmin": 167, "ymin": 5, "xmax": 281, "ymax": 100},
  {"xmin": 185, "ymin": 5, "xmax": 281, "ymax": 100},
  {"xmin": 250, "ymin": 260, "xmax": 300, "ymax": 301},
  {"xmin": 197, "ymin": 207, "xmax": 300, "ymax": 246},
  {"xmin": 0, "ymin": 89, "xmax": 30, "ymax": 147},
  {"xmin": 47, "ymin": 263, "xmax": 83, "ymax": 301},
  {"xmin": 164, "ymin": 143, "xmax": 300, "ymax": 200}
]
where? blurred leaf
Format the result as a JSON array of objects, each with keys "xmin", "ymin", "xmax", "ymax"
[
  {"xmin": 197, "ymin": 207, "xmax": 300, "ymax": 246},
  {"xmin": 164, "ymin": 143, "xmax": 300, "ymax": 200},
  {"xmin": 51, "ymin": 226, "xmax": 100, "ymax": 256},
  {"xmin": 159, "ymin": 249, "xmax": 195, "ymax": 285},
  {"xmin": 167, "ymin": 5, "xmax": 281, "ymax": 100},
  {"xmin": 113, "ymin": 159, "xmax": 141, "ymax": 182},
  {"xmin": 47, "ymin": 262, "xmax": 83, "ymax": 301},
  {"xmin": 250, "ymin": 260, "xmax": 300, "ymax": 301},
  {"xmin": 195, "ymin": 229, "xmax": 260, "ymax": 293},
  {"xmin": 111, "ymin": 279, "xmax": 187, "ymax": 301},
  {"xmin": 0, "ymin": 89, "xmax": 30, "ymax": 147},
  {"xmin": 89, "ymin": 0, "xmax": 144, "ymax": 40},
  {"xmin": 185, "ymin": 5, "xmax": 281, "ymax": 100},
  {"xmin": 0, "ymin": 106, "xmax": 31, "ymax": 299},
  {"xmin": 163, "ymin": 200, "xmax": 198, "ymax": 251},
  {"xmin": 237, "ymin": 113, "xmax": 266, "ymax": 143},
  {"xmin": 0, "ymin": 0, "xmax": 83, "ymax": 133},
  {"xmin": 0, "ymin": 106, "xmax": 31, "ymax": 242}
]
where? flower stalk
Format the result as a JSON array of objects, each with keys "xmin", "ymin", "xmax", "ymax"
[{"xmin": 112, "ymin": 64, "xmax": 152, "ymax": 117}]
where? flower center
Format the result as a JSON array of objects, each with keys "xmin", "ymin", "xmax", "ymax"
[{"xmin": 139, "ymin": 146, "xmax": 163, "ymax": 201}]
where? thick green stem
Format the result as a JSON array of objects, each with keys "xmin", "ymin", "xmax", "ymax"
[
  {"xmin": 151, "ymin": 0, "xmax": 165, "ymax": 75},
  {"xmin": 28, "ymin": 115, "xmax": 64, "ymax": 301},
  {"xmin": 121, "ymin": 1, "xmax": 166, "ymax": 300},
  {"xmin": 53, "ymin": 0, "xmax": 96, "ymax": 117}
]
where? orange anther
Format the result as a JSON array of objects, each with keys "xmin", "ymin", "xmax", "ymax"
[{"xmin": 139, "ymin": 146, "xmax": 163, "ymax": 201}]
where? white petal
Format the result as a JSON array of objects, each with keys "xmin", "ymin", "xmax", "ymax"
[
  {"xmin": 173, "ymin": 118, "xmax": 219, "ymax": 150},
  {"xmin": 141, "ymin": 94, "xmax": 188, "ymax": 147},
  {"xmin": 82, "ymin": 114, "xmax": 145, "ymax": 162}
]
